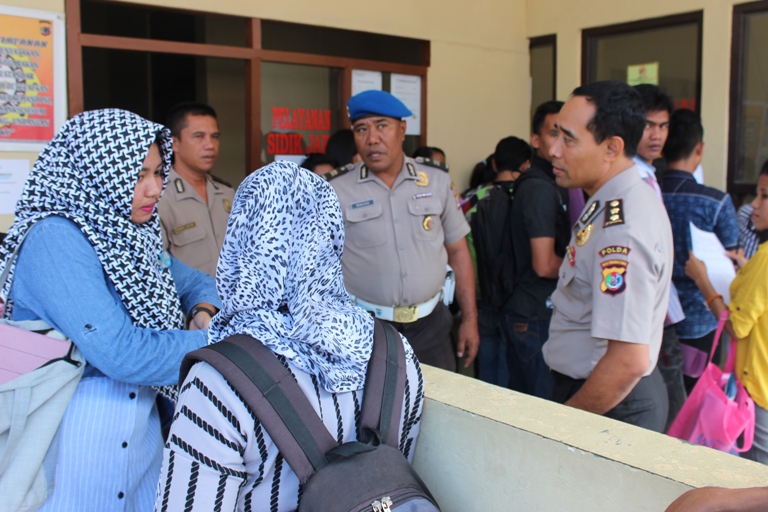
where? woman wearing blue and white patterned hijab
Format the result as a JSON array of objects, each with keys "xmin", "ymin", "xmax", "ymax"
[
  {"xmin": 0, "ymin": 109, "xmax": 221, "ymax": 510},
  {"xmin": 156, "ymin": 162, "xmax": 423, "ymax": 511}
]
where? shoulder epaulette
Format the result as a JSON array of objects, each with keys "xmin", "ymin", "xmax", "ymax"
[
  {"xmin": 603, "ymin": 199, "xmax": 625, "ymax": 228},
  {"xmin": 323, "ymin": 164, "xmax": 354, "ymax": 182},
  {"xmin": 208, "ymin": 174, "xmax": 233, "ymax": 189},
  {"xmin": 415, "ymin": 156, "xmax": 449, "ymax": 173}
]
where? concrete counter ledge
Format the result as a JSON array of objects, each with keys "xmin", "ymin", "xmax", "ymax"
[{"xmin": 412, "ymin": 365, "xmax": 768, "ymax": 511}]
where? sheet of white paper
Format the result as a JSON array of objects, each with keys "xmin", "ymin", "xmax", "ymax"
[
  {"xmin": 690, "ymin": 221, "xmax": 736, "ymax": 304},
  {"xmin": 693, "ymin": 164, "xmax": 704, "ymax": 184},
  {"xmin": 351, "ymin": 70, "xmax": 382, "ymax": 96},
  {"xmin": 0, "ymin": 159, "xmax": 29, "ymax": 214},
  {"xmin": 390, "ymin": 74, "xmax": 421, "ymax": 135}
]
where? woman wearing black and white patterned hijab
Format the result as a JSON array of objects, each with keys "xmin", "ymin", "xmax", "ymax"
[
  {"xmin": 0, "ymin": 109, "xmax": 221, "ymax": 511},
  {"xmin": 156, "ymin": 162, "xmax": 423, "ymax": 511}
]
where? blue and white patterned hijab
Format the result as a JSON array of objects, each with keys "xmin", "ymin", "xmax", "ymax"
[
  {"xmin": 0, "ymin": 109, "xmax": 183, "ymax": 332},
  {"xmin": 208, "ymin": 161, "xmax": 377, "ymax": 393}
]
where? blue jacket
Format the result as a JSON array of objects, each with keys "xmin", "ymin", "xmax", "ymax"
[{"xmin": 661, "ymin": 170, "xmax": 739, "ymax": 339}]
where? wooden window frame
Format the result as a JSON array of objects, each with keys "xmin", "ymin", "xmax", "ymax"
[
  {"xmin": 581, "ymin": 10, "xmax": 703, "ymax": 113},
  {"xmin": 529, "ymin": 34, "xmax": 557, "ymax": 102},
  {"xmin": 66, "ymin": 0, "xmax": 429, "ymax": 175},
  {"xmin": 728, "ymin": 0, "xmax": 768, "ymax": 202}
]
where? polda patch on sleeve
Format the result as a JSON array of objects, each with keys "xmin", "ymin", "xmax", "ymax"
[{"xmin": 599, "ymin": 245, "xmax": 630, "ymax": 258}]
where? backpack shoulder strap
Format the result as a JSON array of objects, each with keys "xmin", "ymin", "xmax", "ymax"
[
  {"xmin": 179, "ymin": 335, "xmax": 337, "ymax": 484},
  {"xmin": 359, "ymin": 320, "xmax": 407, "ymax": 448}
]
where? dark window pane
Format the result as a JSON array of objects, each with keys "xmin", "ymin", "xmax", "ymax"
[
  {"xmin": 81, "ymin": 0, "xmax": 247, "ymax": 46},
  {"xmin": 262, "ymin": 21, "xmax": 425, "ymax": 66},
  {"xmin": 83, "ymin": 48, "xmax": 247, "ymax": 188},
  {"xmin": 586, "ymin": 22, "xmax": 700, "ymax": 112},
  {"xmin": 530, "ymin": 43, "xmax": 555, "ymax": 116},
  {"xmin": 735, "ymin": 12, "xmax": 768, "ymax": 186}
]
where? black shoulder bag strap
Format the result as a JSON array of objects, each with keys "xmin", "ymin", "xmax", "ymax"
[
  {"xmin": 178, "ymin": 319, "xmax": 406, "ymax": 483},
  {"xmin": 180, "ymin": 335, "xmax": 337, "ymax": 484},
  {"xmin": 359, "ymin": 320, "xmax": 407, "ymax": 448}
]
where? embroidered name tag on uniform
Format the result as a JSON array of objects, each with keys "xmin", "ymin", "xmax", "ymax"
[
  {"xmin": 173, "ymin": 222, "xmax": 196, "ymax": 234},
  {"xmin": 414, "ymin": 192, "xmax": 433, "ymax": 199},
  {"xmin": 351, "ymin": 199, "xmax": 374, "ymax": 209},
  {"xmin": 603, "ymin": 199, "xmax": 625, "ymax": 227},
  {"xmin": 599, "ymin": 245, "xmax": 631, "ymax": 258},
  {"xmin": 600, "ymin": 259, "xmax": 628, "ymax": 295}
]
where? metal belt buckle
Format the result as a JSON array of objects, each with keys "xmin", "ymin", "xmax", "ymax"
[{"xmin": 393, "ymin": 305, "xmax": 418, "ymax": 323}]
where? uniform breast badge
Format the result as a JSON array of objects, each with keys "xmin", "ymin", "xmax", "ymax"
[
  {"xmin": 422, "ymin": 215, "xmax": 433, "ymax": 231},
  {"xmin": 600, "ymin": 259, "xmax": 628, "ymax": 295},
  {"xmin": 223, "ymin": 199, "xmax": 232, "ymax": 213},
  {"xmin": 414, "ymin": 171, "xmax": 429, "ymax": 187},
  {"xmin": 575, "ymin": 224, "xmax": 593, "ymax": 246},
  {"xmin": 566, "ymin": 245, "xmax": 576, "ymax": 266}
]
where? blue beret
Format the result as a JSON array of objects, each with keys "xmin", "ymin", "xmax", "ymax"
[{"xmin": 347, "ymin": 90, "xmax": 412, "ymax": 122}]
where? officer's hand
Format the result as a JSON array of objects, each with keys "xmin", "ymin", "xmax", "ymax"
[
  {"xmin": 189, "ymin": 310, "xmax": 213, "ymax": 331},
  {"xmin": 684, "ymin": 251, "xmax": 709, "ymax": 286},
  {"xmin": 456, "ymin": 318, "xmax": 479, "ymax": 368}
]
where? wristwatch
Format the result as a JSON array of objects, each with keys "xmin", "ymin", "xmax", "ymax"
[{"xmin": 187, "ymin": 306, "xmax": 217, "ymax": 328}]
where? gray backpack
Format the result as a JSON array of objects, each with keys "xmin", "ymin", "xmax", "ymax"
[{"xmin": 180, "ymin": 319, "xmax": 440, "ymax": 512}]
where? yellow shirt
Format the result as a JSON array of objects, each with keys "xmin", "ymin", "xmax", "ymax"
[{"xmin": 730, "ymin": 242, "xmax": 768, "ymax": 409}]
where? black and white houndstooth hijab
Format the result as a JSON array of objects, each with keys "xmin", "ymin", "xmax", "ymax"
[
  {"xmin": 208, "ymin": 161, "xmax": 403, "ymax": 393},
  {"xmin": 0, "ymin": 109, "xmax": 184, "ymax": 340}
]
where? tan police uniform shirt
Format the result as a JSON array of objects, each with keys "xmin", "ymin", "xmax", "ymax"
[
  {"xmin": 328, "ymin": 157, "xmax": 470, "ymax": 307},
  {"xmin": 542, "ymin": 165, "xmax": 673, "ymax": 380},
  {"xmin": 157, "ymin": 167, "xmax": 235, "ymax": 277}
]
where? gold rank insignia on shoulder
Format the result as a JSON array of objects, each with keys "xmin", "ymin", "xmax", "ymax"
[
  {"xmin": 323, "ymin": 164, "xmax": 353, "ymax": 182},
  {"xmin": 415, "ymin": 156, "xmax": 450, "ymax": 173},
  {"xmin": 414, "ymin": 171, "xmax": 429, "ymax": 187},
  {"xmin": 575, "ymin": 223, "xmax": 593, "ymax": 246},
  {"xmin": 580, "ymin": 200, "xmax": 599, "ymax": 224},
  {"xmin": 174, "ymin": 178, "xmax": 185, "ymax": 194},
  {"xmin": 223, "ymin": 198, "xmax": 232, "ymax": 213},
  {"xmin": 603, "ymin": 199, "xmax": 625, "ymax": 227},
  {"xmin": 422, "ymin": 215, "xmax": 433, "ymax": 231},
  {"xmin": 173, "ymin": 221, "xmax": 196, "ymax": 234}
]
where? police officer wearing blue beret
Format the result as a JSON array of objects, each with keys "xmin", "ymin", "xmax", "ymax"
[{"xmin": 326, "ymin": 90, "xmax": 479, "ymax": 371}]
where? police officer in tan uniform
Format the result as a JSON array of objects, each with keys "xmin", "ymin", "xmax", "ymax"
[
  {"xmin": 542, "ymin": 81, "xmax": 673, "ymax": 432},
  {"xmin": 326, "ymin": 90, "xmax": 479, "ymax": 371},
  {"xmin": 158, "ymin": 103, "xmax": 234, "ymax": 277}
]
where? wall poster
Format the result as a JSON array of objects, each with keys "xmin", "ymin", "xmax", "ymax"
[{"xmin": 0, "ymin": 6, "xmax": 66, "ymax": 151}]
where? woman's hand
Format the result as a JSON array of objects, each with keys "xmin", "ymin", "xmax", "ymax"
[
  {"xmin": 685, "ymin": 251, "xmax": 710, "ymax": 287},
  {"xmin": 726, "ymin": 248, "xmax": 747, "ymax": 270},
  {"xmin": 189, "ymin": 311, "xmax": 213, "ymax": 331}
]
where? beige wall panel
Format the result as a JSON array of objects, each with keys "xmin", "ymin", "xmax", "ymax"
[
  {"xmin": 428, "ymin": 41, "xmax": 530, "ymax": 188},
  {"xmin": 527, "ymin": 0, "xmax": 736, "ymax": 190},
  {"xmin": 4, "ymin": 0, "xmax": 63, "ymax": 11}
]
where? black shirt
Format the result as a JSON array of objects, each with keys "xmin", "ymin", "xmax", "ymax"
[{"xmin": 508, "ymin": 166, "xmax": 570, "ymax": 319}]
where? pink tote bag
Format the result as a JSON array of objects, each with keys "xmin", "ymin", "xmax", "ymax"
[{"xmin": 668, "ymin": 310, "xmax": 755, "ymax": 454}]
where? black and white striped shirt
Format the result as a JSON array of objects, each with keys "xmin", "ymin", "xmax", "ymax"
[{"xmin": 154, "ymin": 352, "xmax": 424, "ymax": 512}]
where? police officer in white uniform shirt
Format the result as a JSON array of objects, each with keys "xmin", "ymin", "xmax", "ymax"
[
  {"xmin": 543, "ymin": 81, "xmax": 673, "ymax": 432},
  {"xmin": 326, "ymin": 90, "xmax": 479, "ymax": 371},
  {"xmin": 158, "ymin": 103, "xmax": 234, "ymax": 277}
]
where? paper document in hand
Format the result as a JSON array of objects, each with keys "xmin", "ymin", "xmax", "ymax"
[{"xmin": 689, "ymin": 221, "xmax": 736, "ymax": 303}]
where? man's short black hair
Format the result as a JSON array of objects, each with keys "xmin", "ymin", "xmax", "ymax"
[
  {"xmin": 571, "ymin": 81, "xmax": 645, "ymax": 157},
  {"xmin": 494, "ymin": 136, "xmax": 532, "ymax": 172},
  {"xmin": 633, "ymin": 84, "xmax": 675, "ymax": 115},
  {"xmin": 532, "ymin": 100, "xmax": 564, "ymax": 135},
  {"xmin": 301, "ymin": 153, "xmax": 338, "ymax": 173},
  {"xmin": 325, "ymin": 129, "xmax": 357, "ymax": 167},
  {"xmin": 166, "ymin": 102, "xmax": 218, "ymax": 138},
  {"xmin": 412, "ymin": 146, "xmax": 446, "ymax": 160},
  {"xmin": 663, "ymin": 109, "xmax": 703, "ymax": 163}
]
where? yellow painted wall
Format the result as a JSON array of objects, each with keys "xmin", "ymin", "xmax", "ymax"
[{"xmin": 526, "ymin": 0, "xmax": 739, "ymax": 191}]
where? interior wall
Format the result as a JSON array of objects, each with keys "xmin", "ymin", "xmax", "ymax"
[{"xmin": 526, "ymin": 0, "xmax": 737, "ymax": 190}]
